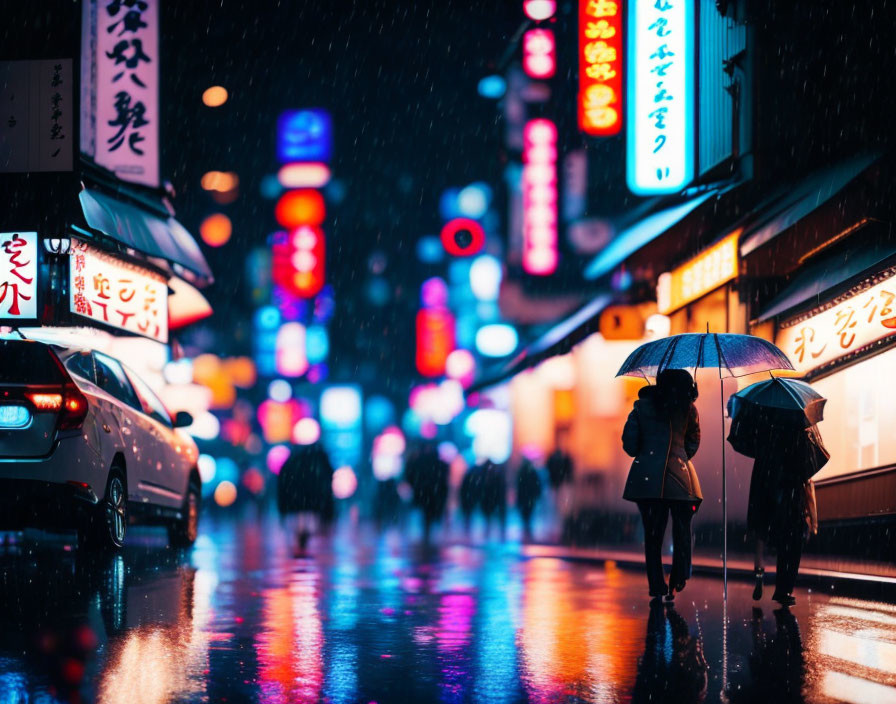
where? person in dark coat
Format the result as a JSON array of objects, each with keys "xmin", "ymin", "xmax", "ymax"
[
  {"xmin": 459, "ymin": 463, "xmax": 483, "ymax": 534},
  {"xmin": 744, "ymin": 421, "xmax": 827, "ymax": 606},
  {"xmin": 405, "ymin": 444, "xmax": 450, "ymax": 543},
  {"xmin": 277, "ymin": 441, "xmax": 335, "ymax": 550},
  {"xmin": 479, "ymin": 460, "xmax": 507, "ymax": 539},
  {"xmin": 516, "ymin": 457, "xmax": 543, "ymax": 541},
  {"xmin": 622, "ymin": 369, "xmax": 702, "ymax": 601},
  {"xmin": 546, "ymin": 443, "xmax": 574, "ymax": 490}
]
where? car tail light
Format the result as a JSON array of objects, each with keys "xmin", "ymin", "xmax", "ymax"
[
  {"xmin": 27, "ymin": 392, "xmax": 64, "ymax": 410},
  {"xmin": 59, "ymin": 383, "xmax": 88, "ymax": 430}
]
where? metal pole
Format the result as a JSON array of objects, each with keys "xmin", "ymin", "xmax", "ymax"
[{"xmin": 720, "ymin": 366, "xmax": 727, "ymax": 600}]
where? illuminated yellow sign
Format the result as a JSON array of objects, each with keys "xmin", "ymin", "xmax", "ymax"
[
  {"xmin": 657, "ymin": 232, "xmax": 739, "ymax": 314},
  {"xmin": 777, "ymin": 272, "xmax": 896, "ymax": 374}
]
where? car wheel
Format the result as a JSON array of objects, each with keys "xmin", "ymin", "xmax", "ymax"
[
  {"xmin": 168, "ymin": 482, "xmax": 199, "ymax": 548},
  {"xmin": 80, "ymin": 470, "xmax": 127, "ymax": 552}
]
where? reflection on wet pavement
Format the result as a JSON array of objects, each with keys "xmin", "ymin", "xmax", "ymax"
[{"xmin": 0, "ymin": 515, "xmax": 894, "ymax": 703}]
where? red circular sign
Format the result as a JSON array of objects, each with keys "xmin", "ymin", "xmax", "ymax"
[{"xmin": 440, "ymin": 218, "xmax": 485, "ymax": 257}]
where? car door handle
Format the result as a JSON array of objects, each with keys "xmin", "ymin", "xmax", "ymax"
[{"xmin": 103, "ymin": 424, "xmax": 111, "ymax": 433}]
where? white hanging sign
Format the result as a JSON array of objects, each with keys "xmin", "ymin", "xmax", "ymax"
[{"xmin": 0, "ymin": 232, "xmax": 38, "ymax": 321}]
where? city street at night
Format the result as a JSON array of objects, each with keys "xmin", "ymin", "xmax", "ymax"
[
  {"xmin": 3, "ymin": 0, "xmax": 896, "ymax": 701},
  {"xmin": 2, "ymin": 515, "xmax": 895, "ymax": 704}
]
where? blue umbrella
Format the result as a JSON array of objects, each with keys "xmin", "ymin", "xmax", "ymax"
[{"xmin": 617, "ymin": 332, "xmax": 795, "ymax": 599}]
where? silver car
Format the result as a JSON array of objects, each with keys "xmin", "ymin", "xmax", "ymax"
[{"xmin": 0, "ymin": 338, "xmax": 201, "ymax": 550}]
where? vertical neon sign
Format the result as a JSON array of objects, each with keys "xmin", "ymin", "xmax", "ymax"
[
  {"xmin": 522, "ymin": 119, "xmax": 558, "ymax": 276},
  {"xmin": 578, "ymin": 0, "xmax": 624, "ymax": 136},
  {"xmin": 627, "ymin": 0, "xmax": 694, "ymax": 195},
  {"xmin": 523, "ymin": 29, "xmax": 556, "ymax": 80}
]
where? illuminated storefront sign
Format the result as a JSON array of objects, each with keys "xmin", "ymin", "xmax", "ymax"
[
  {"xmin": 82, "ymin": 0, "xmax": 159, "ymax": 187},
  {"xmin": 416, "ymin": 308, "xmax": 456, "ymax": 377},
  {"xmin": 523, "ymin": 29, "xmax": 556, "ymax": 80},
  {"xmin": 69, "ymin": 239, "xmax": 168, "ymax": 343},
  {"xmin": 440, "ymin": 218, "xmax": 485, "ymax": 257},
  {"xmin": 656, "ymin": 232, "xmax": 739, "ymax": 314},
  {"xmin": 777, "ymin": 272, "xmax": 896, "ymax": 375},
  {"xmin": 277, "ymin": 109, "xmax": 332, "ymax": 163},
  {"xmin": 271, "ymin": 225, "xmax": 326, "ymax": 299},
  {"xmin": 578, "ymin": 0, "xmax": 623, "ymax": 136},
  {"xmin": 626, "ymin": 0, "xmax": 694, "ymax": 195},
  {"xmin": 0, "ymin": 232, "xmax": 38, "ymax": 321},
  {"xmin": 522, "ymin": 119, "xmax": 558, "ymax": 275}
]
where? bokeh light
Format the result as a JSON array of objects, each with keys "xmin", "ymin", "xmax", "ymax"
[
  {"xmin": 278, "ymin": 162, "xmax": 331, "ymax": 188},
  {"xmin": 202, "ymin": 85, "xmax": 228, "ymax": 107},
  {"xmin": 213, "ymin": 480, "xmax": 238, "ymax": 507},
  {"xmin": 332, "ymin": 466, "xmax": 358, "ymax": 499},
  {"xmin": 267, "ymin": 379, "xmax": 292, "ymax": 402},
  {"xmin": 292, "ymin": 417, "xmax": 321, "ymax": 445},
  {"xmin": 200, "ymin": 213, "xmax": 232, "ymax": 247},
  {"xmin": 477, "ymin": 75, "xmax": 506, "ymax": 99},
  {"xmin": 457, "ymin": 182, "xmax": 492, "ymax": 219},
  {"xmin": 275, "ymin": 189, "xmax": 325, "ymax": 228},
  {"xmin": 469, "ymin": 254, "xmax": 502, "ymax": 301},
  {"xmin": 475, "ymin": 323, "xmax": 519, "ymax": 357},
  {"xmin": 523, "ymin": 0, "xmax": 555, "ymax": 20},
  {"xmin": 266, "ymin": 444, "xmax": 291, "ymax": 474},
  {"xmin": 197, "ymin": 454, "xmax": 217, "ymax": 484}
]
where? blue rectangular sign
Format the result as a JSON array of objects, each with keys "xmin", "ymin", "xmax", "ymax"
[{"xmin": 277, "ymin": 109, "xmax": 333, "ymax": 163}]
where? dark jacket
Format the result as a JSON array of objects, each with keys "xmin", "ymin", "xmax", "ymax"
[
  {"xmin": 277, "ymin": 443, "xmax": 334, "ymax": 516},
  {"xmin": 622, "ymin": 386, "xmax": 702, "ymax": 503}
]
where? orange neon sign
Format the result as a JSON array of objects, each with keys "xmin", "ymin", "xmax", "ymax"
[
  {"xmin": 578, "ymin": 0, "xmax": 623, "ymax": 136},
  {"xmin": 657, "ymin": 232, "xmax": 739, "ymax": 314}
]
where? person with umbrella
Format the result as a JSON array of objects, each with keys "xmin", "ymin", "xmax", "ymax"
[
  {"xmin": 622, "ymin": 369, "xmax": 703, "ymax": 601},
  {"xmin": 728, "ymin": 377, "xmax": 829, "ymax": 606}
]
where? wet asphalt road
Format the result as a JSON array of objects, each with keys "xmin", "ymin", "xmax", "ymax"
[{"xmin": 1, "ymin": 512, "xmax": 894, "ymax": 704}]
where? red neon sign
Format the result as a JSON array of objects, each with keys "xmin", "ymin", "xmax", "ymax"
[
  {"xmin": 522, "ymin": 119, "xmax": 558, "ymax": 276},
  {"xmin": 440, "ymin": 218, "xmax": 485, "ymax": 257},
  {"xmin": 275, "ymin": 189, "xmax": 325, "ymax": 228},
  {"xmin": 415, "ymin": 308, "xmax": 455, "ymax": 377},
  {"xmin": 523, "ymin": 29, "xmax": 556, "ymax": 80},
  {"xmin": 272, "ymin": 225, "xmax": 326, "ymax": 299},
  {"xmin": 578, "ymin": 0, "xmax": 623, "ymax": 136}
]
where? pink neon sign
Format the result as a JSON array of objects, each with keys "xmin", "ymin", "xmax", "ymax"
[
  {"xmin": 523, "ymin": 29, "xmax": 556, "ymax": 79},
  {"xmin": 522, "ymin": 119, "xmax": 558, "ymax": 276}
]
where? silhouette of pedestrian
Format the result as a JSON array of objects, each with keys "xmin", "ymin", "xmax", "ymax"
[
  {"xmin": 277, "ymin": 441, "xmax": 335, "ymax": 552},
  {"xmin": 459, "ymin": 463, "xmax": 483, "ymax": 535},
  {"xmin": 480, "ymin": 460, "xmax": 507, "ymax": 539},
  {"xmin": 745, "ymin": 423, "xmax": 827, "ymax": 606},
  {"xmin": 405, "ymin": 444, "xmax": 449, "ymax": 543},
  {"xmin": 622, "ymin": 369, "xmax": 702, "ymax": 602},
  {"xmin": 516, "ymin": 457, "xmax": 542, "ymax": 541}
]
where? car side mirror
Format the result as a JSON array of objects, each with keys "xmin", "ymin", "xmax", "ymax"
[{"xmin": 173, "ymin": 411, "xmax": 193, "ymax": 428}]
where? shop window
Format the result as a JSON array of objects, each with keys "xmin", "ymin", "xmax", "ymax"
[{"xmin": 813, "ymin": 346, "xmax": 896, "ymax": 480}]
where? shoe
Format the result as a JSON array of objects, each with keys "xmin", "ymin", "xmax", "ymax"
[
  {"xmin": 772, "ymin": 592, "xmax": 796, "ymax": 607},
  {"xmin": 752, "ymin": 568, "xmax": 764, "ymax": 601}
]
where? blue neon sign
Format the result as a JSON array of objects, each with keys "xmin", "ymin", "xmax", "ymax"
[
  {"xmin": 626, "ymin": 0, "xmax": 694, "ymax": 195},
  {"xmin": 277, "ymin": 109, "xmax": 333, "ymax": 163}
]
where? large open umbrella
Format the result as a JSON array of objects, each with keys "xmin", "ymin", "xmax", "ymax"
[{"xmin": 616, "ymin": 332, "xmax": 795, "ymax": 598}]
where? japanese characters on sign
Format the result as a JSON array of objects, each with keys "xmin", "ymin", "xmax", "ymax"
[
  {"xmin": 656, "ymin": 232, "xmax": 739, "ymax": 314},
  {"xmin": 522, "ymin": 119, "xmax": 558, "ymax": 276},
  {"xmin": 578, "ymin": 0, "xmax": 623, "ymax": 136},
  {"xmin": 626, "ymin": 0, "xmax": 694, "ymax": 195},
  {"xmin": 82, "ymin": 0, "xmax": 159, "ymax": 187},
  {"xmin": 0, "ymin": 232, "xmax": 38, "ymax": 321},
  {"xmin": 0, "ymin": 60, "xmax": 73, "ymax": 172},
  {"xmin": 69, "ymin": 239, "xmax": 169, "ymax": 342},
  {"xmin": 777, "ymin": 272, "xmax": 896, "ymax": 374}
]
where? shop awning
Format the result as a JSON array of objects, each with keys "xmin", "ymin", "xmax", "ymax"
[
  {"xmin": 740, "ymin": 154, "xmax": 879, "ymax": 257},
  {"xmin": 467, "ymin": 294, "xmax": 612, "ymax": 394},
  {"xmin": 80, "ymin": 189, "xmax": 214, "ymax": 285},
  {"xmin": 584, "ymin": 190, "xmax": 718, "ymax": 281},
  {"xmin": 757, "ymin": 231, "xmax": 896, "ymax": 322}
]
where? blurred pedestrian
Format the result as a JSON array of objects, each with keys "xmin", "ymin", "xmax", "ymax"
[
  {"xmin": 459, "ymin": 462, "xmax": 483, "ymax": 534},
  {"xmin": 516, "ymin": 457, "xmax": 542, "ymax": 541},
  {"xmin": 480, "ymin": 460, "xmax": 507, "ymax": 539},
  {"xmin": 546, "ymin": 437, "xmax": 574, "ymax": 536},
  {"xmin": 277, "ymin": 441, "xmax": 335, "ymax": 552},
  {"xmin": 622, "ymin": 369, "xmax": 702, "ymax": 602},
  {"xmin": 405, "ymin": 444, "xmax": 449, "ymax": 543},
  {"xmin": 746, "ymin": 423, "xmax": 827, "ymax": 606}
]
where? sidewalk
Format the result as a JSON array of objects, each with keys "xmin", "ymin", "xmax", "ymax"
[{"xmin": 520, "ymin": 543, "xmax": 896, "ymax": 594}]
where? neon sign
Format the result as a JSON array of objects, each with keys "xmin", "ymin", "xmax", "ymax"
[
  {"xmin": 440, "ymin": 218, "xmax": 485, "ymax": 257},
  {"xmin": 271, "ymin": 226, "xmax": 325, "ymax": 299},
  {"xmin": 522, "ymin": 119, "xmax": 558, "ymax": 275},
  {"xmin": 523, "ymin": 29, "xmax": 556, "ymax": 80},
  {"xmin": 627, "ymin": 0, "xmax": 694, "ymax": 195},
  {"xmin": 416, "ymin": 308, "xmax": 455, "ymax": 377},
  {"xmin": 578, "ymin": 0, "xmax": 623, "ymax": 136},
  {"xmin": 656, "ymin": 232, "xmax": 739, "ymax": 314},
  {"xmin": 277, "ymin": 109, "xmax": 332, "ymax": 163},
  {"xmin": 0, "ymin": 232, "xmax": 38, "ymax": 321}
]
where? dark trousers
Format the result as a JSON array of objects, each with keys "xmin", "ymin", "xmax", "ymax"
[
  {"xmin": 638, "ymin": 500, "xmax": 695, "ymax": 596},
  {"xmin": 773, "ymin": 522, "xmax": 804, "ymax": 597}
]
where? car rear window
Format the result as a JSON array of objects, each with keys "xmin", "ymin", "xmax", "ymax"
[{"xmin": 0, "ymin": 340, "xmax": 65, "ymax": 384}]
